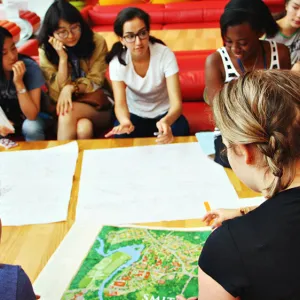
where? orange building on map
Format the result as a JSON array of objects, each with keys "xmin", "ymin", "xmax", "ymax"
[{"xmin": 114, "ymin": 281, "xmax": 126, "ymax": 287}]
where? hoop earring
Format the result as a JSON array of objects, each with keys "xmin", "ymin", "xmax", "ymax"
[{"xmin": 122, "ymin": 45, "xmax": 125, "ymax": 49}]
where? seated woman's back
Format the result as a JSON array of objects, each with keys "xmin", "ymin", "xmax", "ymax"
[
  {"xmin": 197, "ymin": 70, "xmax": 300, "ymax": 300},
  {"xmin": 200, "ymin": 187, "xmax": 300, "ymax": 299}
]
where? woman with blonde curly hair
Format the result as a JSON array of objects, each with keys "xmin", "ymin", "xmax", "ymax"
[{"xmin": 178, "ymin": 70, "xmax": 300, "ymax": 300}]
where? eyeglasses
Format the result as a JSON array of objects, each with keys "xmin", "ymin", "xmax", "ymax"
[
  {"xmin": 54, "ymin": 24, "xmax": 81, "ymax": 40},
  {"xmin": 123, "ymin": 29, "xmax": 149, "ymax": 43}
]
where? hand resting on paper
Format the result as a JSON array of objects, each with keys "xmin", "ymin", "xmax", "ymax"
[
  {"xmin": 202, "ymin": 208, "xmax": 242, "ymax": 229},
  {"xmin": 0, "ymin": 125, "xmax": 14, "ymax": 137}
]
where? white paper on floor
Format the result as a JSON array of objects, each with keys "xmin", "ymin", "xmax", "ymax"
[
  {"xmin": 0, "ymin": 142, "xmax": 78, "ymax": 226},
  {"xmin": 76, "ymin": 143, "xmax": 239, "ymax": 224},
  {"xmin": 34, "ymin": 221, "xmax": 102, "ymax": 300}
]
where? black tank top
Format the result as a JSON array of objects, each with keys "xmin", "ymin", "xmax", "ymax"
[{"xmin": 199, "ymin": 187, "xmax": 300, "ymax": 299}]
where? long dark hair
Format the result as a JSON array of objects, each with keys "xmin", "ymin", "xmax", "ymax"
[
  {"xmin": 38, "ymin": 0, "xmax": 95, "ymax": 66},
  {"xmin": 273, "ymin": 0, "xmax": 291, "ymax": 20},
  {"xmin": 106, "ymin": 7, "xmax": 165, "ymax": 65},
  {"xmin": 0, "ymin": 27, "xmax": 13, "ymax": 85},
  {"xmin": 220, "ymin": 0, "xmax": 279, "ymax": 38}
]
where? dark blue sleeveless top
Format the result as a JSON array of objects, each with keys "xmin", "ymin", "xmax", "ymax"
[{"xmin": 0, "ymin": 264, "xmax": 35, "ymax": 300}]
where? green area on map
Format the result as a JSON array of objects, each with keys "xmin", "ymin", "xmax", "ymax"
[{"xmin": 62, "ymin": 226, "xmax": 211, "ymax": 300}]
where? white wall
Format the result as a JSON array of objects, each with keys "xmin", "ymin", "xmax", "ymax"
[
  {"xmin": 1, "ymin": 0, "xmax": 54, "ymax": 20},
  {"xmin": 27, "ymin": 0, "xmax": 54, "ymax": 20}
]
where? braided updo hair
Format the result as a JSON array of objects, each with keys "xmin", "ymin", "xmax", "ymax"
[{"xmin": 213, "ymin": 70, "xmax": 300, "ymax": 197}]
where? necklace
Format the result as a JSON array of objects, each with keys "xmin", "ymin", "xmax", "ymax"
[
  {"xmin": 237, "ymin": 51, "xmax": 260, "ymax": 74},
  {"xmin": 236, "ymin": 40, "xmax": 267, "ymax": 74}
]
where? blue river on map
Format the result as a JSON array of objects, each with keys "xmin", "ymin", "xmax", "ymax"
[{"xmin": 95, "ymin": 237, "xmax": 145, "ymax": 300}]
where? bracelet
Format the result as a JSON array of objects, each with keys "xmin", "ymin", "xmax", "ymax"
[
  {"xmin": 70, "ymin": 82, "xmax": 80, "ymax": 96},
  {"xmin": 17, "ymin": 88, "xmax": 27, "ymax": 94},
  {"xmin": 240, "ymin": 207, "xmax": 251, "ymax": 215}
]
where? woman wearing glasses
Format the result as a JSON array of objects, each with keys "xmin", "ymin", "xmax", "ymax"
[
  {"xmin": 38, "ymin": 0, "xmax": 112, "ymax": 140},
  {"xmin": 105, "ymin": 7, "xmax": 189, "ymax": 143}
]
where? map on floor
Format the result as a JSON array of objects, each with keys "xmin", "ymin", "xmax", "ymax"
[{"xmin": 61, "ymin": 226, "xmax": 211, "ymax": 300}]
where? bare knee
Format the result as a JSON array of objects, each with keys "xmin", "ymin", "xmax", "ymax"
[
  {"xmin": 58, "ymin": 110, "xmax": 76, "ymax": 127},
  {"xmin": 57, "ymin": 112, "xmax": 77, "ymax": 140},
  {"xmin": 77, "ymin": 118, "xmax": 93, "ymax": 139}
]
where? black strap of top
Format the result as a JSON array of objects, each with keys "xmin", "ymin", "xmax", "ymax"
[{"xmin": 261, "ymin": 41, "xmax": 267, "ymax": 70}]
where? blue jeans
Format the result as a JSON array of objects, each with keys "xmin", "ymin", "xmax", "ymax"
[
  {"xmin": 114, "ymin": 113, "xmax": 190, "ymax": 138},
  {"xmin": 22, "ymin": 116, "xmax": 46, "ymax": 141}
]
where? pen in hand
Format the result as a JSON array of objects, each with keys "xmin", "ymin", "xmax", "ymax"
[{"xmin": 154, "ymin": 132, "xmax": 164, "ymax": 136}]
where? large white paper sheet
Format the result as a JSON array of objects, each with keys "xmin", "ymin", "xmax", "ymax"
[
  {"xmin": 0, "ymin": 142, "xmax": 78, "ymax": 226},
  {"xmin": 76, "ymin": 143, "xmax": 239, "ymax": 224},
  {"xmin": 34, "ymin": 222, "xmax": 101, "ymax": 300},
  {"xmin": 33, "ymin": 222, "xmax": 211, "ymax": 300}
]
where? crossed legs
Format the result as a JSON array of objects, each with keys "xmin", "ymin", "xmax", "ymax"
[{"xmin": 57, "ymin": 102, "xmax": 112, "ymax": 140}]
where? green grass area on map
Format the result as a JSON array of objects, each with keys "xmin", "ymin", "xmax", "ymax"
[{"xmin": 62, "ymin": 226, "xmax": 211, "ymax": 300}]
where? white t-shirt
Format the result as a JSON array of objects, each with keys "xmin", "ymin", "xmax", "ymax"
[{"xmin": 109, "ymin": 42, "xmax": 179, "ymax": 118}]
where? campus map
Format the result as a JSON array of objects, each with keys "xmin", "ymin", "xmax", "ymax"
[{"xmin": 62, "ymin": 226, "xmax": 211, "ymax": 300}]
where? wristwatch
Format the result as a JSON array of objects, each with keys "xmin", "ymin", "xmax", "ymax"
[{"xmin": 17, "ymin": 88, "xmax": 27, "ymax": 94}]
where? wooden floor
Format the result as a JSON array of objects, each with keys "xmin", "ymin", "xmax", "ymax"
[
  {"xmin": 101, "ymin": 28, "xmax": 223, "ymax": 51},
  {"xmin": 0, "ymin": 138, "xmax": 259, "ymax": 282}
]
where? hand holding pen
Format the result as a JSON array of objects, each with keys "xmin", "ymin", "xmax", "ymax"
[
  {"xmin": 155, "ymin": 120, "xmax": 174, "ymax": 144},
  {"xmin": 203, "ymin": 201, "xmax": 242, "ymax": 229}
]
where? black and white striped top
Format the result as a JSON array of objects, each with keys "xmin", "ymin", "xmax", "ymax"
[
  {"xmin": 217, "ymin": 40, "xmax": 280, "ymax": 83},
  {"xmin": 214, "ymin": 40, "xmax": 280, "ymax": 136}
]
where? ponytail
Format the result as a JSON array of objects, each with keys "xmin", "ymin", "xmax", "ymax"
[{"xmin": 105, "ymin": 41, "xmax": 126, "ymax": 65}]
